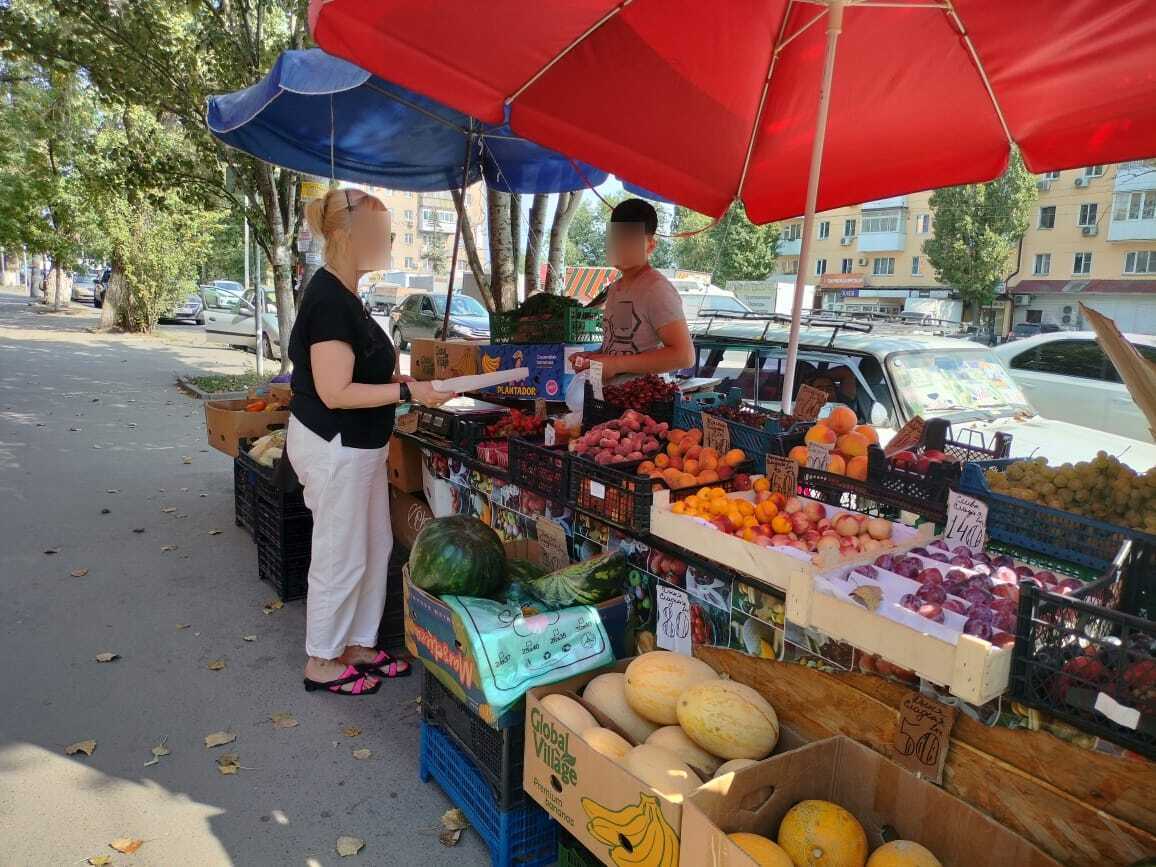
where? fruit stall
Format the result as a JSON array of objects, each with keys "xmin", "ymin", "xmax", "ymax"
[{"xmin": 216, "ymin": 344, "xmax": 1155, "ymax": 867}]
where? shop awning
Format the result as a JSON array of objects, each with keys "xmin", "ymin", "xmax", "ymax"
[{"xmin": 1011, "ymin": 279, "xmax": 1156, "ymax": 295}]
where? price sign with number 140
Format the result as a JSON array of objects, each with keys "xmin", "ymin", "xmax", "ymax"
[{"xmin": 944, "ymin": 490, "xmax": 988, "ymax": 551}]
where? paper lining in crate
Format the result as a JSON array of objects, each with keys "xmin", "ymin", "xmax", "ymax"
[{"xmin": 649, "ymin": 485, "xmax": 932, "ymax": 592}]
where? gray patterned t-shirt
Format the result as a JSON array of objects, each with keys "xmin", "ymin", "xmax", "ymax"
[{"xmin": 599, "ymin": 267, "xmax": 685, "ymax": 356}]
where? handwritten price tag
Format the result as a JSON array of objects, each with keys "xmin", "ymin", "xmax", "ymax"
[
  {"xmin": 535, "ymin": 516, "xmax": 571, "ymax": 571},
  {"xmin": 891, "ymin": 692, "xmax": 957, "ymax": 784},
  {"xmin": 805, "ymin": 443, "xmax": 831, "ymax": 471},
  {"xmin": 544, "ymin": 422, "xmax": 557, "ymax": 447},
  {"xmin": 765, "ymin": 455, "xmax": 799, "ymax": 498},
  {"xmin": 943, "ymin": 490, "xmax": 988, "ymax": 551},
  {"xmin": 885, "ymin": 415, "xmax": 926, "ymax": 457},
  {"xmin": 396, "ymin": 412, "xmax": 419, "ymax": 434},
  {"xmin": 534, "ymin": 398, "xmax": 547, "ymax": 419},
  {"xmin": 793, "ymin": 384, "xmax": 828, "ymax": 422},
  {"xmin": 656, "ymin": 584, "xmax": 691, "ymax": 656},
  {"xmin": 589, "ymin": 360, "xmax": 605, "ymax": 401},
  {"xmin": 702, "ymin": 414, "xmax": 730, "ymax": 454}
]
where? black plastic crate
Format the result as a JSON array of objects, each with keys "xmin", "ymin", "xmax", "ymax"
[
  {"xmin": 421, "ymin": 666, "xmax": 527, "ymax": 809},
  {"xmin": 233, "ymin": 455, "xmax": 258, "ymax": 538},
  {"xmin": 256, "ymin": 506, "xmax": 312, "ymax": 601},
  {"xmin": 450, "ymin": 411, "xmax": 511, "ymax": 456},
  {"xmin": 1010, "ymin": 541, "xmax": 1156, "ymax": 759},
  {"xmin": 509, "ymin": 437, "xmax": 572, "ymax": 501},
  {"xmin": 489, "ymin": 304, "xmax": 603, "ymax": 344},
  {"xmin": 377, "ymin": 545, "xmax": 409, "ymax": 651},
  {"xmin": 569, "ymin": 456, "xmax": 653, "ymax": 532},
  {"xmin": 864, "ymin": 444, "xmax": 954, "ymax": 514}
]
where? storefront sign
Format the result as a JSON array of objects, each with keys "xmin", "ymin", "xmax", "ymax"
[
  {"xmin": 535, "ymin": 517, "xmax": 570, "ymax": 571},
  {"xmin": 892, "ymin": 692, "xmax": 956, "ymax": 784},
  {"xmin": 885, "ymin": 416, "xmax": 926, "ymax": 457},
  {"xmin": 656, "ymin": 584, "xmax": 691, "ymax": 655},
  {"xmin": 589, "ymin": 360, "xmax": 604, "ymax": 401},
  {"xmin": 793, "ymin": 384, "xmax": 828, "ymax": 421},
  {"xmin": 702, "ymin": 414, "xmax": 730, "ymax": 453},
  {"xmin": 764, "ymin": 455, "xmax": 798, "ymax": 498},
  {"xmin": 943, "ymin": 490, "xmax": 988, "ymax": 551},
  {"xmin": 805, "ymin": 443, "xmax": 831, "ymax": 471}
]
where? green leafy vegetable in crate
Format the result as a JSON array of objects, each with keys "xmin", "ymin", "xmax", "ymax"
[
  {"xmin": 408, "ymin": 515, "xmax": 507, "ymax": 597},
  {"xmin": 527, "ymin": 551, "xmax": 627, "ymax": 607}
]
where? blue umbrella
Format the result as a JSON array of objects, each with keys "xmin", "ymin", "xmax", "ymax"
[{"xmin": 206, "ymin": 48, "xmax": 609, "ymax": 194}]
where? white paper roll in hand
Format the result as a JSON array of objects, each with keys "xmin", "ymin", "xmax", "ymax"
[{"xmin": 432, "ymin": 368, "xmax": 530, "ymax": 393}]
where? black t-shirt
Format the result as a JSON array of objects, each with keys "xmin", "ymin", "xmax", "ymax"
[{"xmin": 289, "ymin": 268, "xmax": 397, "ymax": 449}]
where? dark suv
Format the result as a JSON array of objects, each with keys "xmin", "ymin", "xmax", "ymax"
[{"xmin": 93, "ymin": 269, "xmax": 111, "ymax": 308}]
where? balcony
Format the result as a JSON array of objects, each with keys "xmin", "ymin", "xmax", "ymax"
[
  {"xmin": 861, "ymin": 195, "xmax": 907, "ymax": 210},
  {"xmin": 858, "ymin": 229, "xmax": 906, "ymax": 252},
  {"xmin": 1108, "ymin": 185, "xmax": 1156, "ymax": 242},
  {"xmin": 778, "ymin": 236, "xmax": 802, "ymax": 256}
]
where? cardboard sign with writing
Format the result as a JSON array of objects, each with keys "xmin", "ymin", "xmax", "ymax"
[
  {"xmin": 805, "ymin": 443, "xmax": 831, "ymax": 471},
  {"xmin": 892, "ymin": 692, "xmax": 957, "ymax": 784},
  {"xmin": 793, "ymin": 384, "xmax": 828, "ymax": 422},
  {"xmin": 589, "ymin": 360, "xmax": 605, "ymax": 401},
  {"xmin": 534, "ymin": 516, "xmax": 570, "ymax": 571},
  {"xmin": 534, "ymin": 398, "xmax": 547, "ymax": 419},
  {"xmin": 656, "ymin": 584, "xmax": 692, "ymax": 655},
  {"xmin": 943, "ymin": 490, "xmax": 988, "ymax": 551},
  {"xmin": 885, "ymin": 415, "xmax": 926, "ymax": 457},
  {"xmin": 395, "ymin": 411, "xmax": 419, "ymax": 434},
  {"xmin": 702, "ymin": 414, "xmax": 730, "ymax": 453},
  {"xmin": 543, "ymin": 422, "xmax": 557, "ymax": 447},
  {"xmin": 764, "ymin": 454, "xmax": 799, "ymax": 498}
]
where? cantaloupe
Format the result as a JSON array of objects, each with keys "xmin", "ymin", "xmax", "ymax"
[
  {"xmin": 713, "ymin": 758, "xmax": 759, "ymax": 779},
  {"xmin": 729, "ymin": 833, "xmax": 794, "ymax": 867},
  {"xmin": 541, "ymin": 693, "xmax": 597, "ymax": 735},
  {"xmin": 582, "ymin": 672, "xmax": 660, "ymax": 744},
  {"xmin": 778, "ymin": 800, "xmax": 868, "ymax": 867},
  {"xmin": 676, "ymin": 680, "xmax": 779, "ymax": 759},
  {"xmin": 645, "ymin": 725, "xmax": 723, "ymax": 779},
  {"xmin": 623, "ymin": 651, "xmax": 719, "ymax": 725},
  {"xmin": 866, "ymin": 840, "xmax": 942, "ymax": 867},
  {"xmin": 623, "ymin": 743, "xmax": 703, "ymax": 803},
  {"xmin": 581, "ymin": 726, "xmax": 632, "ymax": 763}
]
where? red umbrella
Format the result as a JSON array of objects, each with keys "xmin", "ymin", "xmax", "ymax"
[{"xmin": 311, "ymin": 0, "xmax": 1156, "ymax": 410}]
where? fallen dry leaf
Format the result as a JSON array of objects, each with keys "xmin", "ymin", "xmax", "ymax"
[
  {"xmin": 216, "ymin": 753, "xmax": 240, "ymax": 775},
  {"xmin": 132, "ymin": 527, "xmax": 145, "ymax": 534},
  {"xmin": 70, "ymin": 568, "xmax": 89, "ymax": 577},
  {"xmin": 65, "ymin": 740, "xmax": 96, "ymax": 756},
  {"xmin": 182, "ymin": 456, "xmax": 193, "ymax": 464},
  {"xmin": 94, "ymin": 652, "xmax": 119, "ymax": 663},
  {"xmin": 204, "ymin": 731, "xmax": 236, "ymax": 749},
  {"xmin": 342, "ymin": 725, "xmax": 361, "ymax": 738},
  {"xmin": 87, "ymin": 856, "xmax": 112, "ymax": 866},
  {"xmin": 352, "ymin": 748, "xmax": 371, "ymax": 760},
  {"xmin": 270, "ymin": 712, "xmax": 298, "ymax": 729},
  {"xmin": 176, "ymin": 514, "xmax": 189, "ymax": 519},
  {"xmin": 242, "ymin": 634, "xmax": 257, "ymax": 642},
  {"xmin": 208, "ymin": 529, "xmax": 222, "ymax": 536},
  {"xmin": 335, "ymin": 836, "xmax": 365, "ymax": 857},
  {"xmin": 100, "ymin": 508, "xmax": 110, "ymax": 515},
  {"xmin": 144, "ymin": 740, "xmax": 170, "ymax": 767},
  {"xmin": 849, "ymin": 585, "xmax": 884, "ymax": 612},
  {"xmin": 262, "ymin": 599, "xmax": 283, "ymax": 614},
  {"xmin": 44, "ymin": 548, "xmax": 59, "ymax": 555},
  {"xmin": 207, "ymin": 659, "xmax": 225, "ymax": 671},
  {"xmin": 92, "ymin": 444, "xmax": 102, "ymax": 449},
  {"xmin": 160, "ymin": 544, "xmax": 177, "ymax": 552},
  {"xmin": 108, "ymin": 838, "xmax": 143, "ymax": 855},
  {"xmin": 441, "ymin": 808, "xmax": 468, "ymax": 832},
  {"xmin": 176, "ymin": 623, "xmax": 191, "ymax": 630},
  {"xmin": 439, "ymin": 829, "xmax": 463, "ymax": 847},
  {"xmin": 161, "ymin": 507, "xmax": 176, "ymax": 514}
]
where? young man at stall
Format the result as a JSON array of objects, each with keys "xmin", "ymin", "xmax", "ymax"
[{"xmin": 572, "ymin": 199, "xmax": 695, "ymax": 380}]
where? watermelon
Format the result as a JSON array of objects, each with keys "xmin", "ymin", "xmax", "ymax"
[
  {"xmin": 409, "ymin": 515, "xmax": 507, "ymax": 597},
  {"xmin": 506, "ymin": 558, "xmax": 548, "ymax": 583},
  {"xmin": 528, "ymin": 551, "xmax": 626, "ymax": 608}
]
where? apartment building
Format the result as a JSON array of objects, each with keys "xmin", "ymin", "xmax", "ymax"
[
  {"xmin": 359, "ymin": 183, "xmax": 488, "ymax": 275},
  {"xmin": 771, "ymin": 161, "xmax": 1156, "ymax": 334}
]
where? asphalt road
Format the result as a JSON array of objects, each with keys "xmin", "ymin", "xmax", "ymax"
[{"xmin": 0, "ymin": 289, "xmax": 487, "ymax": 866}]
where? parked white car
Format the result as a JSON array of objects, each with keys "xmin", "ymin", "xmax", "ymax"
[
  {"xmin": 993, "ymin": 331, "xmax": 1155, "ymax": 443},
  {"xmin": 202, "ymin": 287, "xmax": 282, "ymax": 360}
]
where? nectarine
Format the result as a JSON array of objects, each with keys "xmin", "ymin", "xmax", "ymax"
[
  {"xmin": 835, "ymin": 432, "xmax": 869, "ymax": 459},
  {"xmin": 723, "ymin": 448, "xmax": 746, "ymax": 467},
  {"xmin": 804, "ymin": 424, "xmax": 837, "ymax": 447},
  {"xmin": 826, "ymin": 405, "xmax": 858, "ymax": 435},
  {"xmin": 788, "ymin": 445, "xmax": 808, "ymax": 466},
  {"xmin": 847, "ymin": 454, "xmax": 868, "ymax": 481},
  {"xmin": 827, "ymin": 454, "xmax": 846, "ymax": 475},
  {"xmin": 853, "ymin": 424, "xmax": 879, "ymax": 445}
]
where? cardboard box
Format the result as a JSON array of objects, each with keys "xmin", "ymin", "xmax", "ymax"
[
  {"xmin": 682, "ymin": 735, "xmax": 1060, "ymax": 867},
  {"xmin": 409, "ymin": 338, "xmax": 481, "ymax": 382},
  {"xmin": 390, "ymin": 489, "xmax": 433, "ymax": 551},
  {"xmin": 388, "ymin": 433, "xmax": 424, "ymax": 493},
  {"xmin": 204, "ymin": 398, "xmax": 289, "ymax": 457},
  {"xmin": 522, "ymin": 659, "xmax": 808, "ymax": 867},
  {"xmin": 477, "ymin": 343, "xmax": 597, "ymax": 400},
  {"xmin": 403, "ymin": 539, "xmax": 629, "ymax": 729}
]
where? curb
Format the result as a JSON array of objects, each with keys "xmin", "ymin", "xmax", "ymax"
[{"xmin": 174, "ymin": 375, "xmax": 249, "ymax": 401}]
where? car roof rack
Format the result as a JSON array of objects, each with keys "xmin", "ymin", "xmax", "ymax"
[{"xmin": 698, "ymin": 310, "xmax": 872, "ymax": 345}]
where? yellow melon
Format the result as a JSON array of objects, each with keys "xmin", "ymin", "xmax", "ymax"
[
  {"xmin": 676, "ymin": 680, "xmax": 779, "ymax": 760},
  {"xmin": 713, "ymin": 758, "xmax": 759, "ymax": 779},
  {"xmin": 645, "ymin": 725, "xmax": 723, "ymax": 779},
  {"xmin": 778, "ymin": 800, "xmax": 868, "ymax": 867},
  {"xmin": 582, "ymin": 672, "xmax": 660, "ymax": 744},
  {"xmin": 623, "ymin": 651, "xmax": 719, "ymax": 725},
  {"xmin": 729, "ymin": 833, "xmax": 795, "ymax": 867},
  {"xmin": 623, "ymin": 743, "xmax": 703, "ymax": 803},
  {"xmin": 541, "ymin": 693, "xmax": 597, "ymax": 735},
  {"xmin": 866, "ymin": 840, "xmax": 942, "ymax": 867},
  {"xmin": 581, "ymin": 726, "xmax": 632, "ymax": 763}
]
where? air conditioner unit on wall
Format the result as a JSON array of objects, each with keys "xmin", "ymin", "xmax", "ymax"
[
  {"xmin": 1014, "ymin": 295, "xmax": 1031, "ymax": 306},
  {"xmin": 1037, "ymin": 179, "xmax": 1052, "ymax": 192},
  {"xmin": 1075, "ymin": 176, "xmax": 1089, "ymax": 187},
  {"xmin": 1081, "ymin": 225, "xmax": 1098, "ymax": 236},
  {"xmin": 857, "ymin": 257, "xmax": 868, "ymax": 266},
  {"xmin": 840, "ymin": 237, "xmax": 852, "ymax": 246}
]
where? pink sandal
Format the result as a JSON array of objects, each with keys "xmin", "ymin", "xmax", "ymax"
[
  {"xmin": 304, "ymin": 664, "xmax": 381, "ymax": 696},
  {"xmin": 354, "ymin": 650, "xmax": 412, "ymax": 679}
]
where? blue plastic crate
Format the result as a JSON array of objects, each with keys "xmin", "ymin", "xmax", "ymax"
[
  {"xmin": 958, "ymin": 462, "xmax": 1156, "ymax": 572},
  {"xmin": 419, "ymin": 722, "xmax": 557, "ymax": 867}
]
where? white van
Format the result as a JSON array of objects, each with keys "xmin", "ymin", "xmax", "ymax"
[{"xmin": 671, "ymin": 279, "xmax": 752, "ymax": 322}]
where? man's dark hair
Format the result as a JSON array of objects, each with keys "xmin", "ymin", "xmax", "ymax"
[{"xmin": 610, "ymin": 198, "xmax": 659, "ymax": 236}]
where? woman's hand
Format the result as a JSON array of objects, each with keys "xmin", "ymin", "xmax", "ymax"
[
  {"xmin": 394, "ymin": 374, "xmax": 416, "ymax": 383},
  {"xmin": 409, "ymin": 380, "xmax": 456, "ymax": 407}
]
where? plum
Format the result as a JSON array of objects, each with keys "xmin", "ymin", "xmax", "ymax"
[
  {"xmin": 874, "ymin": 554, "xmax": 896, "ymax": 571},
  {"xmin": 1014, "ymin": 565, "xmax": 1036, "ymax": 579},
  {"xmin": 942, "ymin": 599, "xmax": 967, "ymax": 615},
  {"xmin": 971, "ymin": 562, "xmax": 992, "ymax": 577},
  {"xmin": 973, "ymin": 551, "xmax": 992, "ymax": 564},
  {"xmin": 899, "ymin": 593, "xmax": 920, "ymax": 612},
  {"xmin": 993, "ymin": 566, "xmax": 1019, "ymax": 585},
  {"xmin": 916, "ymin": 584, "xmax": 947, "ymax": 604},
  {"xmin": 856, "ymin": 565, "xmax": 879, "ymax": 579},
  {"xmin": 962, "ymin": 586, "xmax": 994, "ymax": 607},
  {"xmin": 952, "ymin": 545, "xmax": 974, "ymax": 557},
  {"xmin": 944, "ymin": 568, "xmax": 969, "ymax": 584},
  {"xmin": 949, "ymin": 555, "xmax": 974, "ymax": 568},
  {"xmin": 917, "ymin": 602, "xmax": 945, "ymax": 623},
  {"xmin": 1057, "ymin": 578, "xmax": 1083, "ymax": 595},
  {"xmin": 963, "ymin": 618, "xmax": 993, "ymax": 639},
  {"xmin": 917, "ymin": 567, "xmax": 944, "ymax": 585},
  {"xmin": 993, "ymin": 554, "xmax": 1016, "ymax": 569},
  {"xmin": 931, "ymin": 540, "xmax": 950, "ymax": 551},
  {"xmin": 990, "ymin": 632, "xmax": 1016, "ymax": 649},
  {"xmin": 966, "ymin": 603, "xmax": 994, "ymax": 622},
  {"xmin": 910, "ymin": 546, "xmax": 931, "ymax": 557},
  {"xmin": 894, "ymin": 559, "xmax": 921, "ymax": 579}
]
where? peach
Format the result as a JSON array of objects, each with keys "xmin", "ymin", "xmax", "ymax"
[
  {"xmin": 752, "ymin": 477, "xmax": 770, "ymax": 493},
  {"xmin": 654, "ymin": 453, "xmax": 670, "ymax": 469},
  {"xmin": 669, "ymin": 456, "xmax": 684, "ymax": 471},
  {"xmin": 666, "ymin": 442, "xmax": 682, "ymax": 458},
  {"xmin": 804, "ymin": 424, "xmax": 837, "ymax": 447},
  {"xmin": 683, "ymin": 458, "xmax": 700, "ymax": 476},
  {"xmin": 696, "ymin": 469, "xmax": 719, "ymax": 484},
  {"xmin": 716, "ymin": 465, "xmax": 735, "ymax": 481},
  {"xmin": 723, "ymin": 448, "xmax": 746, "ymax": 467},
  {"xmin": 662, "ymin": 467, "xmax": 683, "ymax": 487},
  {"xmin": 846, "ymin": 454, "xmax": 868, "ymax": 481},
  {"xmin": 836, "ymin": 432, "xmax": 869, "ymax": 459},
  {"xmin": 788, "ymin": 445, "xmax": 808, "ymax": 466},
  {"xmin": 826, "ymin": 454, "xmax": 846, "ymax": 475},
  {"xmin": 771, "ymin": 515, "xmax": 793, "ymax": 535},
  {"xmin": 853, "ymin": 424, "xmax": 879, "ymax": 446},
  {"xmin": 826, "ymin": 405, "xmax": 858, "ymax": 435},
  {"xmin": 677, "ymin": 472, "xmax": 698, "ymax": 489},
  {"xmin": 668, "ymin": 429, "xmax": 687, "ymax": 444},
  {"xmin": 638, "ymin": 460, "xmax": 655, "ymax": 475}
]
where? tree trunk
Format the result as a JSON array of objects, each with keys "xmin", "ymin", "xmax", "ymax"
[
  {"xmin": 546, "ymin": 190, "xmax": 584, "ymax": 295},
  {"xmin": 450, "ymin": 187, "xmax": 491, "ymax": 309},
  {"xmin": 99, "ymin": 257, "xmax": 127, "ymax": 330},
  {"xmin": 253, "ymin": 163, "xmax": 296, "ymax": 373},
  {"xmin": 51, "ymin": 264, "xmax": 69, "ymax": 309},
  {"xmin": 524, "ymin": 193, "xmax": 548, "ymax": 295},
  {"xmin": 510, "ymin": 193, "xmax": 522, "ymax": 303},
  {"xmin": 487, "ymin": 188, "xmax": 516, "ymax": 312}
]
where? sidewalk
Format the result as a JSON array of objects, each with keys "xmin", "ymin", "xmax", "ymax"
[{"xmin": 0, "ymin": 288, "xmax": 487, "ymax": 865}]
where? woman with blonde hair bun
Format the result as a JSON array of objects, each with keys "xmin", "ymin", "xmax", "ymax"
[{"xmin": 288, "ymin": 187, "xmax": 453, "ymax": 697}]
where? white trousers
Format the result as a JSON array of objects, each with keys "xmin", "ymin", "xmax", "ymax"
[{"xmin": 287, "ymin": 416, "xmax": 393, "ymax": 659}]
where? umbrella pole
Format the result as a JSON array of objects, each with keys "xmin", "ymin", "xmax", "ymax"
[
  {"xmin": 781, "ymin": 0, "xmax": 845, "ymax": 416},
  {"xmin": 441, "ymin": 130, "xmax": 477, "ymax": 341}
]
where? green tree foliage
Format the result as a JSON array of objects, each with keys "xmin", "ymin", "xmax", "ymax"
[
  {"xmin": 924, "ymin": 151, "xmax": 1037, "ymax": 310},
  {"xmin": 673, "ymin": 203, "xmax": 778, "ymax": 285},
  {"xmin": 563, "ymin": 192, "xmax": 675, "ymax": 270}
]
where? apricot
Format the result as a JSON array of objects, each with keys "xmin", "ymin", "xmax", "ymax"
[
  {"xmin": 685, "ymin": 428, "xmax": 703, "ymax": 444},
  {"xmin": 677, "ymin": 472, "xmax": 698, "ymax": 489},
  {"xmin": 668, "ymin": 429, "xmax": 687, "ymax": 444},
  {"xmin": 804, "ymin": 424, "xmax": 837, "ymax": 447},
  {"xmin": 669, "ymin": 456, "xmax": 684, "ymax": 471},
  {"xmin": 723, "ymin": 448, "xmax": 746, "ymax": 467},
  {"xmin": 666, "ymin": 442, "xmax": 682, "ymax": 458},
  {"xmin": 685, "ymin": 445, "xmax": 702, "ymax": 461},
  {"xmin": 752, "ymin": 477, "xmax": 770, "ymax": 493},
  {"xmin": 638, "ymin": 460, "xmax": 655, "ymax": 474},
  {"xmin": 827, "ymin": 454, "xmax": 846, "ymax": 475},
  {"xmin": 853, "ymin": 424, "xmax": 879, "ymax": 445},
  {"xmin": 847, "ymin": 454, "xmax": 868, "ymax": 481},
  {"xmin": 826, "ymin": 405, "xmax": 858, "ymax": 435},
  {"xmin": 696, "ymin": 469, "xmax": 719, "ymax": 484},
  {"xmin": 683, "ymin": 459, "xmax": 700, "ymax": 476},
  {"xmin": 836, "ymin": 432, "xmax": 869, "ymax": 459},
  {"xmin": 662, "ymin": 467, "xmax": 683, "ymax": 486},
  {"xmin": 788, "ymin": 445, "xmax": 809, "ymax": 466},
  {"xmin": 771, "ymin": 515, "xmax": 792, "ymax": 534},
  {"xmin": 655, "ymin": 453, "xmax": 670, "ymax": 469}
]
